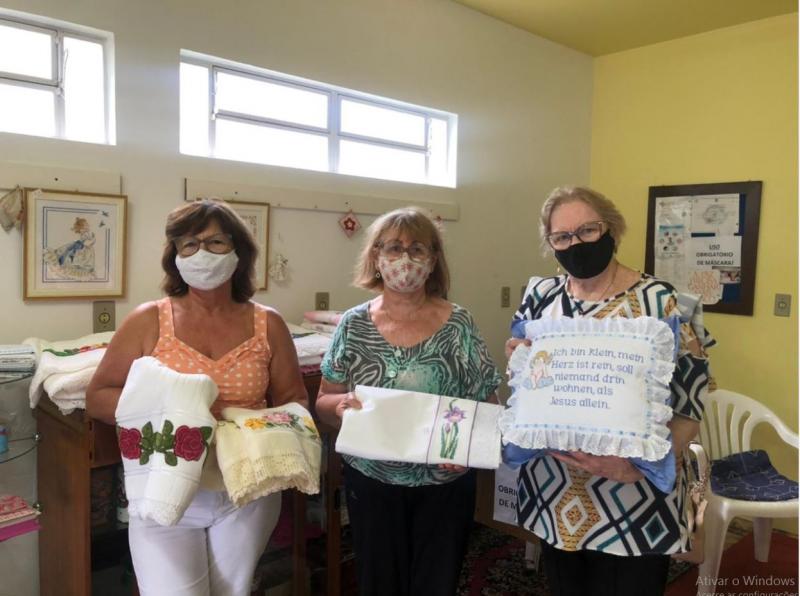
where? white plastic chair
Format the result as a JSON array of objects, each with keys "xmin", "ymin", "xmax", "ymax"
[{"xmin": 694, "ymin": 389, "xmax": 799, "ymax": 596}]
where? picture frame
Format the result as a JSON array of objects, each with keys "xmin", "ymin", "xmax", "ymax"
[
  {"xmin": 226, "ymin": 200, "xmax": 270, "ymax": 291},
  {"xmin": 23, "ymin": 188, "xmax": 127, "ymax": 300},
  {"xmin": 645, "ymin": 181, "xmax": 761, "ymax": 315}
]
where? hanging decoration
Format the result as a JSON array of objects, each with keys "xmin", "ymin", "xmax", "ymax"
[
  {"xmin": 0, "ymin": 186, "xmax": 23, "ymax": 232},
  {"xmin": 268, "ymin": 253, "xmax": 289, "ymax": 282},
  {"xmin": 338, "ymin": 210, "xmax": 361, "ymax": 238}
]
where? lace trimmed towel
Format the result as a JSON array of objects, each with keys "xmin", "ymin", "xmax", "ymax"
[
  {"xmin": 216, "ymin": 403, "xmax": 321, "ymax": 507},
  {"xmin": 335, "ymin": 385, "xmax": 504, "ymax": 469},
  {"xmin": 115, "ymin": 357, "xmax": 217, "ymax": 526},
  {"xmin": 499, "ymin": 316, "xmax": 676, "ymax": 462}
]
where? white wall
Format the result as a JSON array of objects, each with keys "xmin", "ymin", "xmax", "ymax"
[
  {"xmin": 0, "ymin": 0, "xmax": 592, "ymax": 377},
  {"xmin": 0, "ymin": 1, "xmax": 592, "ymax": 592}
]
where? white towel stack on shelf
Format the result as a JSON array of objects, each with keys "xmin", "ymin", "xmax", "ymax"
[
  {"xmin": 115, "ymin": 357, "xmax": 218, "ymax": 526},
  {"xmin": 288, "ymin": 323, "xmax": 332, "ymax": 368},
  {"xmin": 0, "ymin": 345, "xmax": 36, "ymax": 383},
  {"xmin": 25, "ymin": 332, "xmax": 113, "ymax": 414}
]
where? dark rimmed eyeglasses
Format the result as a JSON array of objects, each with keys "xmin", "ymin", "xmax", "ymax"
[{"xmin": 546, "ymin": 221, "xmax": 605, "ymax": 250}]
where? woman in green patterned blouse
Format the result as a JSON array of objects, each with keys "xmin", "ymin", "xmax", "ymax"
[{"xmin": 316, "ymin": 207, "xmax": 501, "ymax": 596}]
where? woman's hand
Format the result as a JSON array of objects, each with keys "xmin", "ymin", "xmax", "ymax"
[
  {"xmin": 549, "ymin": 451, "xmax": 644, "ymax": 483},
  {"xmin": 505, "ymin": 337, "xmax": 531, "ymax": 359},
  {"xmin": 334, "ymin": 392, "xmax": 362, "ymax": 420}
]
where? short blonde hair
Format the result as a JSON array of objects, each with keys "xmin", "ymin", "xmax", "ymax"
[
  {"xmin": 354, "ymin": 207, "xmax": 449, "ymax": 298},
  {"xmin": 539, "ymin": 186, "xmax": 627, "ymax": 256}
]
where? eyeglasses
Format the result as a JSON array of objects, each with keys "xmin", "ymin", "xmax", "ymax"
[
  {"xmin": 377, "ymin": 240, "xmax": 432, "ymax": 263},
  {"xmin": 175, "ymin": 233, "xmax": 234, "ymax": 257},
  {"xmin": 546, "ymin": 221, "xmax": 605, "ymax": 250}
]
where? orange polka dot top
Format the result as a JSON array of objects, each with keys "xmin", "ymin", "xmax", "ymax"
[{"xmin": 151, "ymin": 297, "xmax": 271, "ymax": 419}]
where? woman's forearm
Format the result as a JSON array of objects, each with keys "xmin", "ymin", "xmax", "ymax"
[
  {"xmin": 85, "ymin": 386, "xmax": 122, "ymax": 425},
  {"xmin": 315, "ymin": 391, "xmax": 347, "ymax": 428}
]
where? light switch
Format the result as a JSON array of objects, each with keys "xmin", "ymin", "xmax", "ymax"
[
  {"xmin": 501, "ymin": 286, "xmax": 511, "ymax": 308},
  {"xmin": 315, "ymin": 292, "xmax": 330, "ymax": 311},
  {"xmin": 93, "ymin": 301, "xmax": 116, "ymax": 332},
  {"xmin": 774, "ymin": 294, "xmax": 791, "ymax": 317}
]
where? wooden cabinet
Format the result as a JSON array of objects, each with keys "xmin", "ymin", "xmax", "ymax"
[{"xmin": 36, "ymin": 398, "xmax": 121, "ymax": 596}]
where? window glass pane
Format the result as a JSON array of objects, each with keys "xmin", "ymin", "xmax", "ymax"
[
  {"xmin": 340, "ymin": 100, "xmax": 425, "ymax": 146},
  {"xmin": 339, "ymin": 140, "xmax": 426, "ymax": 184},
  {"xmin": 215, "ymin": 119, "xmax": 328, "ymax": 171},
  {"xmin": 427, "ymin": 118, "xmax": 450, "ymax": 186},
  {"xmin": 63, "ymin": 37, "xmax": 105, "ymax": 143},
  {"xmin": 0, "ymin": 22, "xmax": 53, "ymax": 79},
  {"xmin": 216, "ymin": 71, "xmax": 328, "ymax": 129},
  {"xmin": 0, "ymin": 83, "xmax": 55, "ymax": 136},
  {"xmin": 180, "ymin": 62, "xmax": 209, "ymax": 155}
]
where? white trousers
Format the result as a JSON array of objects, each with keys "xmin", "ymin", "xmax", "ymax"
[{"xmin": 128, "ymin": 489, "xmax": 281, "ymax": 596}]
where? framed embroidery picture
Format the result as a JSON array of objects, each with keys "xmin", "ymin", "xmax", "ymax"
[
  {"xmin": 23, "ymin": 189, "xmax": 127, "ymax": 300},
  {"xmin": 226, "ymin": 200, "xmax": 270, "ymax": 291}
]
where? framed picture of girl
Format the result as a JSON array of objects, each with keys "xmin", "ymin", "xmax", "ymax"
[{"xmin": 23, "ymin": 188, "xmax": 127, "ymax": 300}]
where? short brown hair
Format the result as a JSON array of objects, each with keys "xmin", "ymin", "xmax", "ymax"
[
  {"xmin": 161, "ymin": 199, "xmax": 258, "ymax": 302},
  {"xmin": 354, "ymin": 207, "xmax": 449, "ymax": 298},
  {"xmin": 539, "ymin": 186, "xmax": 627, "ymax": 256}
]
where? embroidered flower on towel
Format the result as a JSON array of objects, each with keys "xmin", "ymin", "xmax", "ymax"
[
  {"xmin": 241, "ymin": 410, "xmax": 319, "ymax": 437},
  {"xmin": 118, "ymin": 420, "xmax": 212, "ymax": 466},
  {"xmin": 440, "ymin": 400, "xmax": 466, "ymax": 460},
  {"xmin": 174, "ymin": 425, "xmax": 207, "ymax": 461},
  {"xmin": 244, "ymin": 418, "xmax": 267, "ymax": 430},
  {"xmin": 263, "ymin": 411, "xmax": 293, "ymax": 425},
  {"xmin": 119, "ymin": 427, "xmax": 143, "ymax": 459}
]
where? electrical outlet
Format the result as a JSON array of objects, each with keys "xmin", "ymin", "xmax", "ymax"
[
  {"xmin": 93, "ymin": 301, "xmax": 116, "ymax": 333},
  {"xmin": 501, "ymin": 286, "xmax": 511, "ymax": 308},
  {"xmin": 774, "ymin": 293, "xmax": 791, "ymax": 317},
  {"xmin": 315, "ymin": 292, "xmax": 330, "ymax": 311}
]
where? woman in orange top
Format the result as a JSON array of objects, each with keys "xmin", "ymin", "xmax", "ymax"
[{"xmin": 87, "ymin": 199, "xmax": 308, "ymax": 596}]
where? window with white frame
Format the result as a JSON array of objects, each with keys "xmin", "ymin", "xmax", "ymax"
[
  {"xmin": 0, "ymin": 15, "xmax": 112, "ymax": 144},
  {"xmin": 180, "ymin": 52, "xmax": 457, "ymax": 187}
]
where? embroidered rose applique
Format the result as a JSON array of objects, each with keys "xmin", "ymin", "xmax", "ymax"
[{"xmin": 118, "ymin": 420, "xmax": 213, "ymax": 466}]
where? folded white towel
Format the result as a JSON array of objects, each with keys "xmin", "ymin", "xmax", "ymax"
[
  {"xmin": 336, "ymin": 385, "xmax": 504, "ymax": 469},
  {"xmin": 43, "ymin": 366, "xmax": 96, "ymax": 400},
  {"xmin": 115, "ymin": 357, "xmax": 218, "ymax": 526},
  {"xmin": 28, "ymin": 348, "xmax": 106, "ymax": 409},
  {"xmin": 217, "ymin": 403, "xmax": 321, "ymax": 507}
]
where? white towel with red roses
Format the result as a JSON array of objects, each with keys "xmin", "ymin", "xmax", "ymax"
[
  {"xmin": 115, "ymin": 357, "xmax": 217, "ymax": 526},
  {"xmin": 215, "ymin": 403, "xmax": 322, "ymax": 507},
  {"xmin": 335, "ymin": 385, "xmax": 504, "ymax": 469}
]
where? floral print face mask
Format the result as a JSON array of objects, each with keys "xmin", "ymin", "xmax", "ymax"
[{"xmin": 378, "ymin": 253, "xmax": 432, "ymax": 293}]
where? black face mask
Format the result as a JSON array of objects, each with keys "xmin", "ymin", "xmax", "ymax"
[{"xmin": 554, "ymin": 231, "xmax": 615, "ymax": 279}]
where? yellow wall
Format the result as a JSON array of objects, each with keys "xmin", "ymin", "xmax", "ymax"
[{"xmin": 591, "ymin": 14, "xmax": 798, "ymax": 531}]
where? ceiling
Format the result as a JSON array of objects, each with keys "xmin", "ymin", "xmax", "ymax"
[{"xmin": 452, "ymin": 0, "xmax": 798, "ymax": 56}]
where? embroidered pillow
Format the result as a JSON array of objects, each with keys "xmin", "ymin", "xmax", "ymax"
[{"xmin": 499, "ymin": 317, "xmax": 675, "ymax": 461}]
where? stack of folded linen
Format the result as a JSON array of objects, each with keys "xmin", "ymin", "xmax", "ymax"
[
  {"xmin": 25, "ymin": 332, "xmax": 113, "ymax": 414},
  {"xmin": 0, "ymin": 345, "xmax": 36, "ymax": 383},
  {"xmin": 300, "ymin": 310, "xmax": 344, "ymax": 335},
  {"xmin": 288, "ymin": 323, "xmax": 332, "ymax": 371}
]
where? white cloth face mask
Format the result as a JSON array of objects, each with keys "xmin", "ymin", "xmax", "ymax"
[
  {"xmin": 175, "ymin": 249, "xmax": 239, "ymax": 291},
  {"xmin": 378, "ymin": 254, "xmax": 432, "ymax": 293}
]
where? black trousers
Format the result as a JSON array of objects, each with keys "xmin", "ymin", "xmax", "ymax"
[
  {"xmin": 540, "ymin": 540, "xmax": 671, "ymax": 596},
  {"xmin": 343, "ymin": 464, "xmax": 476, "ymax": 596}
]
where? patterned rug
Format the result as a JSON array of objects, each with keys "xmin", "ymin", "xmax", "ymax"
[{"xmin": 457, "ymin": 521, "xmax": 755, "ymax": 596}]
